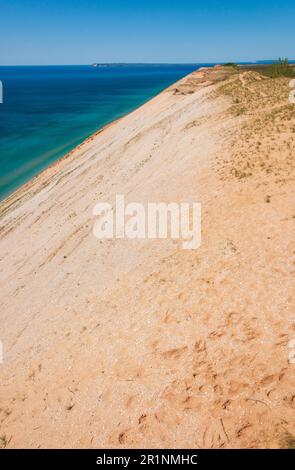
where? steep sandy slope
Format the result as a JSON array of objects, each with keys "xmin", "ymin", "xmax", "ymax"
[{"xmin": 0, "ymin": 67, "xmax": 294, "ymax": 448}]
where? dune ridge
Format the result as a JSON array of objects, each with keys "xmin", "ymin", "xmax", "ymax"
[{"xmin": 0, "ymin": 66, "xmax": 294, "ymax": 448}]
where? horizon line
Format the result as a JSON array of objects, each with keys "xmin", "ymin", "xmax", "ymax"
[{"xmin": 2, "ymin": 60, "xmax": 294, "ymax": 67}]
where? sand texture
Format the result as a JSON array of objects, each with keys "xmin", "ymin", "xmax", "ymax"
[{"xmin": 0, "ymin": 66, "xmax": 294, "ymax": 449}]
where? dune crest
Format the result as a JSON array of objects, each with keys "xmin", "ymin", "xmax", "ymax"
[{"xmin": 0, "ymin": 66, "xmax": 294, "ymax": 449}]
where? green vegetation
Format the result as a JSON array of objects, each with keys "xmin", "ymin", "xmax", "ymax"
[
  {"xmin": 224, "ymin": 62, "xmax": 238, "ymax": 68},
  {"xmin": 241, "ymin": 58, "xmax": 294, "ymax": 78},
  {"xmin": 269, "ymin": 58, "xmax": 294, "ymax": 78}
]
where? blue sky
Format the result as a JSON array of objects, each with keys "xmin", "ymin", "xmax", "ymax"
[{"xmin": 1, "ymin": 0, "xmax": 294, "ymax": 65}]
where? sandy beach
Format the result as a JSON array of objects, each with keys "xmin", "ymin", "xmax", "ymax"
[{"xmin": 0, "ymin": 66, "xmax": 294, "ymax": 449}]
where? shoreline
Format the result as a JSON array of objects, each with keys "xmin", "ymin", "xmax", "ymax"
[
  {"xmin": 1, "ymin": 63, "xmax": 266, "ymax": 207},
  {"xmin": 0, "ymin": 66, "xmax": 294, "ymax": 448},
  {"xmin": 0, "ymin": 116, "xmax": 121, "ymax": 206},
  {"xmin": 0, "ymin": 68, "xmax": 199, "ymax": 207}
]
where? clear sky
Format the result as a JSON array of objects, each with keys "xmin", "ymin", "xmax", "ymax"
[{"xmin": 1, "ymin": 0, "xmax": 294, "ymax": 65}]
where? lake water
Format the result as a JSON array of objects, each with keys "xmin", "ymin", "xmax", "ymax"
[{"xmin": 0, "ymin": 64, "xmax": 208, "ymax": 200}]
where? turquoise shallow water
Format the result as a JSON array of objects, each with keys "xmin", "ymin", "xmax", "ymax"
[{"xmin": 0, "ymin": 64, "xmax": 207, "ymax": 200}]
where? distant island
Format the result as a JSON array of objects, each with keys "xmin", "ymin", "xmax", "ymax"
[{"xmin": 91, "ymin": 62, "xmax": 201, "ymax": 67}]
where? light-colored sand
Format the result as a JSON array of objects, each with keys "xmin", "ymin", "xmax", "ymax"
[{"xmin": 0, "ymin": 66, "xmax": 294, "ymax": 449}]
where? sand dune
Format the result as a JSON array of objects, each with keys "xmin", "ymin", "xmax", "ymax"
[{"xmin": 0, "ymin": 66, "xmax": 294, "ymax": 449}]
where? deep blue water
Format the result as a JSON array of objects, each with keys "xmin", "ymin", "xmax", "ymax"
[{"xmin": 0, "ymin": 64, "xmax": 206, "ymax": 200}]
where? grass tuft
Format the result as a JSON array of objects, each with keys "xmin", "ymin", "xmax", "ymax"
[{"xmin": 268, "ymin": 58, "xmax": 294, "ymax": 78}]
